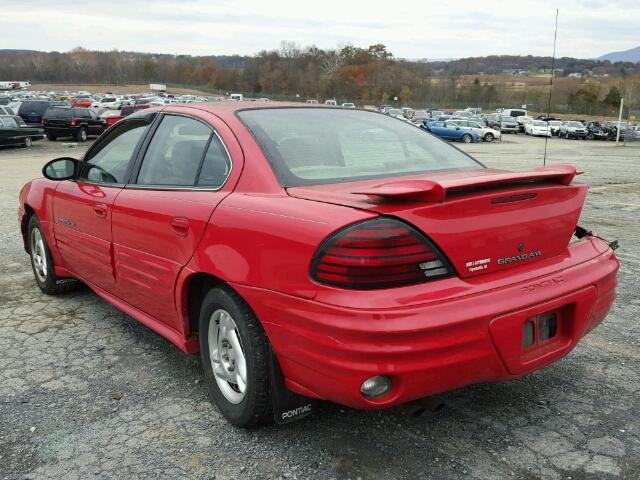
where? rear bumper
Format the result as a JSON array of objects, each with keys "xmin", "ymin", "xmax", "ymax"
[{"xmin": 234, "ymin": 238, "xmax": 618, "ymax": 409}]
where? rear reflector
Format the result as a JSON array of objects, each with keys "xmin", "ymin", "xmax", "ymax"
[{"xmin": 311, "ymin": 218, "xmax": 452, "ymax": 289}]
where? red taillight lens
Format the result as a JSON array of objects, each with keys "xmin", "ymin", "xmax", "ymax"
[
  {"xmin": 70, "ymin": 118, "xmax": 76, "ymax": 126},
  {"xmin": 311, "ymin": 218, "xmax": 452, "ymax": 289}
]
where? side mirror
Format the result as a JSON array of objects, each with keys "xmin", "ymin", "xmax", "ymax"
[{"xmin": 42, "ymin": 157, "xmax": 79, "ymax": 181}]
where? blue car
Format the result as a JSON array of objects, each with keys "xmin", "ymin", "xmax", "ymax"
[{"xmin": 422, "ymin": 120, "xmax": 481, "ymax": 143}]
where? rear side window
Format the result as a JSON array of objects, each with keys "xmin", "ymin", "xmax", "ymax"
[
  {"xmin": 136, "ymin": 115, "xmax": 212, "ymax": 186},
  {"xmin": 197, "ymin": 135, "xmax": 231, "ymax": 187}
]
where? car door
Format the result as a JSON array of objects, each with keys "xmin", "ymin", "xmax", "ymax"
[
  {"xmin": 52, "ymin": 115, "xmax": 154, "ymax": 293},
  {"xmin": 111, "ymin": 108, "xmax": 241, "ymax": 330}
]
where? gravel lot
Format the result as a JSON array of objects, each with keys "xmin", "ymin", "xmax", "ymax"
[{"xmin": 1, "ymin": 135, "xmax": 639, "ymax": 480}]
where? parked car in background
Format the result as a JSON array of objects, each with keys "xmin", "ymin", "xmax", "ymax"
[
  {"xmin": 525, "ymin": 120, "xmax": 552, "ymax": 137},
  {"xmin": 102, "ymin": 104, "xmax": 151, "ymax": 129},
  {"xmin": 501, "ymin": 108, "xmax": 527, "ymax": 119},
  {"xmin": 42, "ymin": 107, "xmax": 105, "ymax": 141},
  {"xmin": 90, "ymin": 96, "xmax": 118, "ymax": 110},
  {"xmin": 20, "ymin": 104, "xmax": 618, "ymax": 427},
  {"xmin": 305, "ymin": 99, "xmax": 319, "ymax": 104},
  {"xmin": 0, "ymin": 114, "xmax": 45, "ymax": 147},
  {"xmin": 324, "ymin": 99, "xmax": 337, "ymax": 106},
  {"xmin": 498, "ymin": 116, "xmax": 519, "ymax": 134},
  {"xmin": 424, "ymin": 120, "xmax": 481, "ymax": 143},
  {"xmin": 341, "ymin": 103, "xmax": 356, "ymax": 108},
  {"xmin": 71, "ymin": 95, "xmax": 93, "ymax": 108},
  {"xmin": 0, "ymin": 106, "xmax": 15, "ymax": 115},
  {"xmin": 560, "ymin": 121, "xmax": 587, "ymax": 139},
  {"xmin": 585, "ymin": 122, "xmax": 607, "ymax": 141},
  {"xmin": 548, "ymin": 120, "xmax": 562, "ymax": 136},
  {"xmin": 18, "ymin": 100, "xmax": 68, "ymax": 125},
  {"xmin": 448, "ymin": 119, "xmax": 501, "ymax": 142},
  {"xmin": 516, "ymin": 115, "xmax": 534, "ymax": 133},
  {"xmin": 386, "ymin": 108, "xmax": 406, "ymax": 120}
]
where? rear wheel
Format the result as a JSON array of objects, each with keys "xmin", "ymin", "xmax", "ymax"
[
  {"xmin": 28, "ymin": 216, "xmax": 78, "ymax": 295},
  {"xmin": 199, "ymin": 287, "xmax": 273, "ymax": 427},
  {"xmin": 75, "ymin": 127, "xmax": 88, "ymax": 142},
  {"xmin": 484, "ymin": 132, "xmax": 494, "ymax": 142},
  {"xmin": 23, "ymin": 137, "xmax": 32, "ymax": 148},
  {"xmin": 46, "ymin": 132, "xmax": 57, "ymax": 141},
  {"xmin": 461, "ymin": 133, "xmax": 472, "ymax": 144}
]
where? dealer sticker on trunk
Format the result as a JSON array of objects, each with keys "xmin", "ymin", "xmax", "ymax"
[{"xmin": 466, "ymin": 258, "xmax": 491, "ymax": 272}]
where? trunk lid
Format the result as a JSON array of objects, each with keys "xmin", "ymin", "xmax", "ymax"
[{"xmin": 287, "ymin": 165, "xmax": 587, "ymax": 279}]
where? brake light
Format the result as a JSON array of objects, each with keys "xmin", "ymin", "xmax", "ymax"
[
  {"xmin": 311, "ymin": 218, "xmax": 452, "ymax": 289},
  {"xmin": 41, "ymin": 118, "xmax": 45, "ymax": 125},
  {"xmin": 70, "ymin": 118, "xmax": 76, "ymax": 126}
]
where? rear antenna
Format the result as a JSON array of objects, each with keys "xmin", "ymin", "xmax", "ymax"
[{"xmin": 543, "ymin": 9, "xmax": 559, "ymax": 166}]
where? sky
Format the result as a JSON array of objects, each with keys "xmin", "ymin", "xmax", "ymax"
[{"xmin": 1, "ymin": 0, "xmax": 638, "ymax": 59}]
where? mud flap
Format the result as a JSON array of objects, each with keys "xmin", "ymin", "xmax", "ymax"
[{"xmin": 270, "ymin": 348, "xmax": 315, "ymax": 424}]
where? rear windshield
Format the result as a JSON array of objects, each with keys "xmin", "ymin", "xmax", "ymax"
[{"xmin": 238, "ymin": 108, "xmax": 482, "ymax": 187}]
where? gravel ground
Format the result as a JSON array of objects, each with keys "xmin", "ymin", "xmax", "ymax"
[{"xmin": 1, "ymin": 135, "xmax": 639, "ymax": 480}]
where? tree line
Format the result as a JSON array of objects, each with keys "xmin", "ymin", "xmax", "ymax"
[{"xmin": 1, "ymin": 44, "xmax": 638, "ymax": 115}]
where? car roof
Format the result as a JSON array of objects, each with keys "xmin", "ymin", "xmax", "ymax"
[{"xmin": 161, "ymin": 101, "xmax": 334, "ymax": 122}]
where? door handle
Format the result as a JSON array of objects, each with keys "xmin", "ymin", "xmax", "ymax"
[
  {"xmin": 93, "ymin": 204, "xmax": 108, "ymax": 218},
  {"xmin": 170, "ymin": 217, "xmax": 189, "ymax": 237}
]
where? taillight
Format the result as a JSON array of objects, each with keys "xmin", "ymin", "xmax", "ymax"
[
  {"xmin": 311, "ymin": 218, "xmax": 452, "ymax": 289},
  {"xmin": 70, "ymin": 118, "xmax": 76, "ymax": 126},
  {"xmin": 41, "ymin": 118, "xmax": 45, "ymax": 125}
]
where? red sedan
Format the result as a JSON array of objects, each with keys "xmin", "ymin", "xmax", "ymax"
[{"xmin": 18, "ymin": 103, "xmax": 619, "ymax": 427}]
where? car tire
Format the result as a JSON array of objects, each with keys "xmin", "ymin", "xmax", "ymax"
[
  {"xmin": 484, "ymin": 133, "xmax": 494, "ymax": 142},
  {"xmin": 199, "ymin": 286, "xmax": 273, "ymax": 427},
  {"xmin": 461, "ymin": 134, "xmax": 472, "ymax": 144},
  {"xmin": 23, "ymin": 137, "xmax": 32, "ymax": 148},
  {"xmin": 27, "ymin": 216, "xmax": 78, "ymax": 295},
  {"xmin": 46, "ymin": 133, "xmax": 57, "ymax": 141},
  {"xmin": 75, "ymin": 127, "xmax": 88, "ymax": 142}
]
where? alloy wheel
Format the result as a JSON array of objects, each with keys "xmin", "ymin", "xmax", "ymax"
[
  {"xmin": 30, "ymin": 228, "xmax": 47, "ymax": 283},
  {"xmin": 208, "ymin": 309, "xmax": 247, "ymax": 404}
]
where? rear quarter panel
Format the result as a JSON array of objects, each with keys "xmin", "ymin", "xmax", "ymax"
[{"xmin": 186, "ymin": 193, "xmax": 376, "ymax": 299}]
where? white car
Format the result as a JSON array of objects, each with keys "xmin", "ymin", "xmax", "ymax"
[
  {"xmin": 341, "ymin": 102, "xmax": 355, "ymax": 108},
  {"xmin": 325, "ymin": 99, "xmax": 337, "ymax": 106},
  {"xmin": 525, "ymin": 120, "xmax": 552, "ymax": 137},
  {"xmin": 516, "ymin": 115, "xmax": 534, "ymax": 132},
  {"xmin": 449, "ymin": 119, "xmax": 501, "ymax": 142},
  {"xmin": 91, "ymin": 97, "xmax": 118, "ymax": 109},
  {"xmin": 548, "ymin": 120, "xmax": 562, "ymax": 136}
]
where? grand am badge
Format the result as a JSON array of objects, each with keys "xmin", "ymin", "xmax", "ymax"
[{"xmin": 497, "ymin": 250, "xmax": 541, "ymax": 265}]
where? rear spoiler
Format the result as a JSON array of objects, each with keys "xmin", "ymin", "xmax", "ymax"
[{"xmin": 352, "ymin": 165, "xmax": 580, "ymax": 203}]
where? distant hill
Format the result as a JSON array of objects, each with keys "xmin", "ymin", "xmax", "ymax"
[{"xmin": 597, "ymin": 46, "xmax": 640, "ymax": 63}]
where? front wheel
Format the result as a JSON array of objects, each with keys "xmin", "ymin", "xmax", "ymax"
[
  {"xmin": 484, "ymin": 132, "xmax": 494, "ymax": 142},
  {"xmin": 23, "ymin": 137, "xmax": 32, "ymax": 148},
  {"xmin": 461, "ymin": 133, "xmax": 472, "ymax": 144},
  {"xmin": 199, "ymin": 287, "xmax": 273, "ymax": 427},
  {"xmin": 28, "ymin": 216, "xmax": 78, "ymax": 295}
]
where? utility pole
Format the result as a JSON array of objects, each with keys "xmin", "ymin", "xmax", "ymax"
[{"xmin": 616, "ymin": 97, "xmax": 624, "ymax": 146}]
